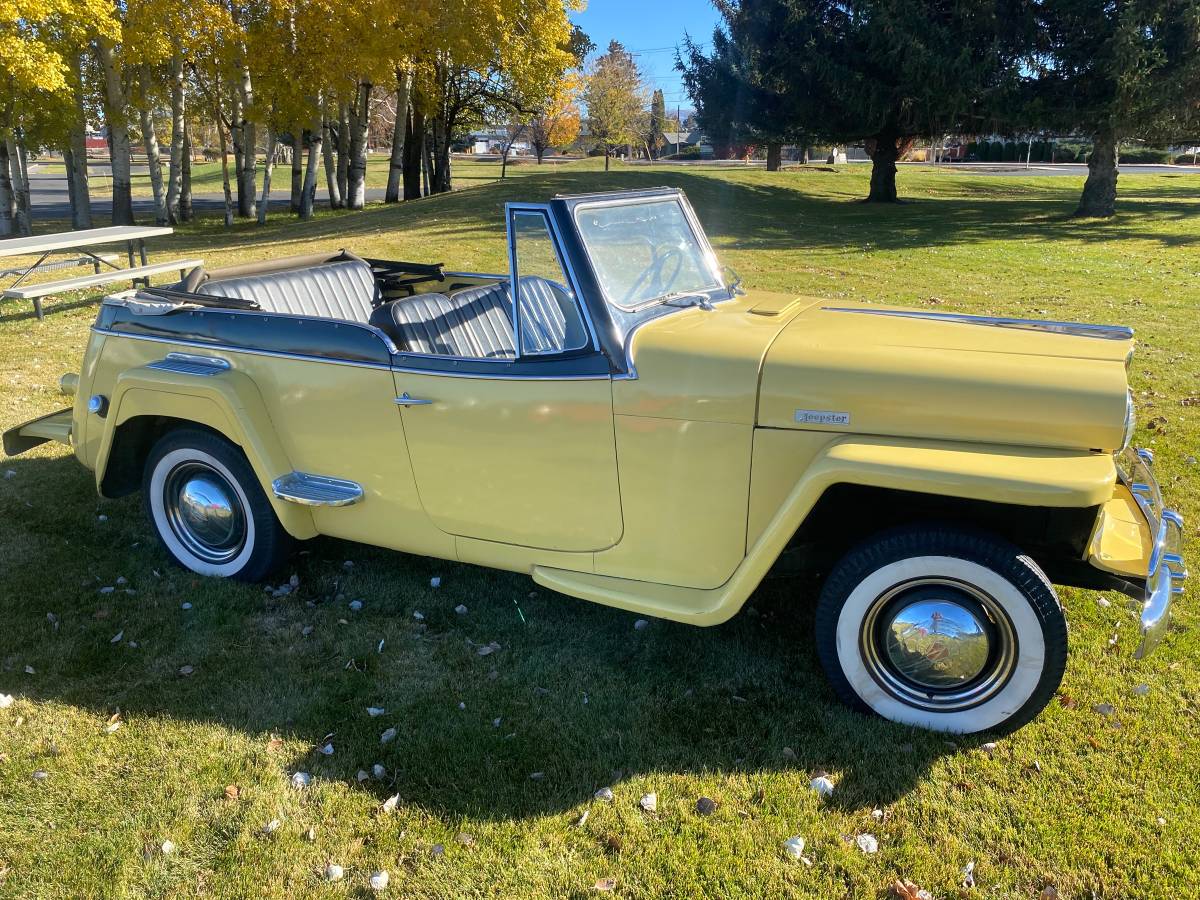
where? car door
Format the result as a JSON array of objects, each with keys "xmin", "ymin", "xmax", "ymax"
[{"xmin": 392, "ymin": 205, "xmax": 623, "ymax": 553}]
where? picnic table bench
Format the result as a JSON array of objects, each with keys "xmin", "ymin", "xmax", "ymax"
[{"xmin": 0, "ymin": 226, "xmax": 199, "ymax": 320}]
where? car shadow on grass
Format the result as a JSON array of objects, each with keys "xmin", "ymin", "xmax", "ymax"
[{"xmin": 0, "ymin": 454, "xmax": 973, "ymax": 823}]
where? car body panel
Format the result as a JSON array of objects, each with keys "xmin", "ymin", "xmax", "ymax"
[
  {"xmin": 393, "ymin": 370, "xmax": 622, "ymax": 552},
  {"xmin": 759, "ymin": 303, "xmax": 1131, "ymax": 451},
  {"xmin": 1088, "ymin": 484, "xmax": 1153, "ymax": 577}
]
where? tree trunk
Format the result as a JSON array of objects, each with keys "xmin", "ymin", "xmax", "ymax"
[
  {"xmin": 346, "ymin": 81, "xmax": 371, "ymax": 209},
  {"xmin": 290, "ymin": 131, "xmax": 303, "ymax": 213},
  {"xmin": 237, "ymin": 67, "xmax": 256, "ymax": 218},
  {"xmin": 501, "ymin": 127, "xmax": 523, "ymax": 179},
  {"xmin": 216, "ymin": 104, "xmax": 234, "ymax": 228},
  {"xmin": 138, "ymin": 95, "xmax": 168, "ymax": 226},
  {"xmin": 1076, "ymin": 129, "xmax": 1119, "ymax": 217},
  {"xmin": 7, "ymin": 134, "xmax": 32, "ymax": 235},
  {"xmin": 336, "ymin": 104, "xmax": 349, "ymax": 203},
  {"xmin": 231, "ymin": 93, "xmax": 245, "ymax": 215},
  {"xmin": 865, "ymin": 133, "xmax": 900, "ymax": 203},
  {"xmin": 68, "ymin": 57, "xmax": 93, "ymax": 228},
  {"xmin": 429, "ymin": 112, "xmax": 451, "ymax": 194},
  {"xmin": 322, "ymin": 112, "xmax": 342, "ymax": 209},
  {"xmin": 0, "ymin": 142, "xmax": 14, "ymax": 237},
  {"xmin": 402, "ymin": 102, "xmax": 424, "ymax": 200},
  {"xmin": 766, "ymin": 141, "xmax": 782, "ymax": 172},
  {"xmin": 258, "ymin": 128, "xmax": 276, "ymax": 225},
  {"xmin": 385, "ymin": 70, "xmax": 409, "ymax": 203},
  {"xmin": 300, "ymin": 129, "xmax": 321, "ymax": 219},
  {"xmin": 180, "ymin": 120, "xmax": 193, "ymax": 221},
  {"xmin": 166, "ymin": 54, "xmax": 185, "ymax": 224},
  {"xmin": 95, "ymin": 37, "xmax": 135, "ymax": 225},
  {"xmin": 604, "ymin": 148, "xmax": 610, "ymax": 171}
]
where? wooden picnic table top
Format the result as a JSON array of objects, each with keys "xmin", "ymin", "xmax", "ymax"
[{"xmin": 0, "ymin": 226, "xmax": 174, "ymax": 258}]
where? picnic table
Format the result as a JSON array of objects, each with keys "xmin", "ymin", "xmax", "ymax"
[{"xmin": 0, "ymin": 225, "xmax": 200, "ymax": 320}]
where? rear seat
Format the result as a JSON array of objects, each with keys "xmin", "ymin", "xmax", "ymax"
[{"xmin": 195, "ymin": 259, "xmax": 381, "ymax": 322}]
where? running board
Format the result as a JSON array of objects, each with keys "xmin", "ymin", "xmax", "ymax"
[{"xmin": 272, "ymin": 472, "xmax": 363, "ymax": 507}]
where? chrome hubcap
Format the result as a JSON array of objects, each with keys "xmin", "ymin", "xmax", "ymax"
[
  {"xmin": 860, "ymin": 579, "xmax": 1017, "ymax": 711},
  {"xmin": 163, "ymin": 462, "xmax": 247, "ymax": 564}
]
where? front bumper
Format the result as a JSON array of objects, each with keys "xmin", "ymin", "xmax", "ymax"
[{"xmin": 1119, "ymin": 448, "xmax": 1188, "ymax": 658}]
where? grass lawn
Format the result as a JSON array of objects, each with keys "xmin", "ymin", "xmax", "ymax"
[
  {"xmin": 1, "ymin": 162, "xmax": 1198, "ymax": 898},
  {"xmin": 35, "ymin": 155, "xmax": 572, "ymax": 199}
]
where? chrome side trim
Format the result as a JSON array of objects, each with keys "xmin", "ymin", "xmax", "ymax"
[
  {"xmin": 272, "ymin": 472, "xmax": 363, "ymax": 507},
  {"xmin": 390, "ymin": 365, "xmax": 610, "ymax": 382},
  {"xmin": 92, "ymin": 328, "xmax": 395, "ymax": 371},
  {"xmin": 146, "ymin": 352, "xmax": 231, "ymax": 376},
  {"xmin": 822, "ymin": 307, "xmax": 1135, "ymax": 341}
]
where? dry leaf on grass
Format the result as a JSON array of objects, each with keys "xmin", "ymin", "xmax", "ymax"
[
  {"xmin": 369, "ymin": 870, "xmax": 389, "ymax": 891},
  {"xmin": 594, "ymin": 877, "xmax": 617, "ymax": 892},
  {"xmin": 889, "ymin": 879, "xmax": 933, "ymax": 900},
  {"xmin": 855, "ymin": 833, "xmax": 879, "ymax": 854},
  {"xmin": 639, "ymin": 792, "xmax": 657, "ymax": 812},
  {"xmin": 380, "ymin": 793, "xmax": 400, "ymax": 814},
  {"xmin": 223, "ymin": 785, "xmax": 239, "ymax": 801}
]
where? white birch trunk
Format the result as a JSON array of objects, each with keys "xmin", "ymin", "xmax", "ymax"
[
  {"xmin": 95, "ymin": 37, "xmax": 135, "ymax": 225},
  {"xmin": 138, "ymin": 90, "xmax": 168, "ymax": 225},
  {"xmin": 9, "ymin": 133, "xmax": 32, "ymax": 235},
  {"xmin": 385, "ymin": 70, "xmax": 409, "ymax": 202},
  {"xmin": 0, "ymin": 141, "xmax": 16, "ymax": 236},
  {"xmin": 257, "ymin": 128, "xmax": 276, "ymax": 224},
  {"xmin": 300, "ymin": 129, "xmax": 322, "ymax": 219},
  {"xmin": 68, "ymin": 56, "xmax": 93, "ymax": 228},
  {"xmin": 166, "ymin": 53, "xmax": 185, "ymax": 224},
  {"xmin": 322, "ymin": 110, "xmax": 341, "ymax": 209}
]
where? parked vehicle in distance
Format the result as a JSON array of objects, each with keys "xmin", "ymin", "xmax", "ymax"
[{"xmin": 5, "ymin": 187, "xmax": 1186, "ymax": 735}]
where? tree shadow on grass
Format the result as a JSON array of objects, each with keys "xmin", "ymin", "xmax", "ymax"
[{"xmin": 0, "ymin": 454, "xmax": 968, "ymax": 823}]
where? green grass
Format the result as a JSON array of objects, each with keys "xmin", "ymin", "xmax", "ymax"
[
  {"xmin": 35, "ymin": 155, "xmax": 573, "ymax": 198},
  {"xmin": 2, "ymin": 162, "xmax": 1199, "ymax": 898}
]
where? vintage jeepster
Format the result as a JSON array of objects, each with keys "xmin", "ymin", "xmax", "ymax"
[{"xmin": 4, "ymin": 188, "xmax": 1187, "ymax": 734}]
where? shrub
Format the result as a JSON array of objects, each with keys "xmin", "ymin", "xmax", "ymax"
[
  {"xmin": 965, "ymin": 141, "xmax": 979, "ymax": 159},
  {"xmin": 1003, "ymin": 142, "xmax": 1019, "ymax": 162},
  {"xmin": 1174, "ymin": 152, "xmax": 1198, "ymax": 165},
  {"xmin": 988, "ymin": 140, "xmax": 1005, "ymax": 161},
  {"xmin": 1118, "ymin": 146, "xmax": 1173, "ymax": 164}
]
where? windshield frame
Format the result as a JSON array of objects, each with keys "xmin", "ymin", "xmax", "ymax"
[{"xmin": 569, "ymin": 191, "xmax": 729, "ymax": 313}]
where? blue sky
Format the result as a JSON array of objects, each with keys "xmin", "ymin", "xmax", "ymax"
[{"xmin": 570, "ymin": 1, "xmax": 723, "ymax": 117}]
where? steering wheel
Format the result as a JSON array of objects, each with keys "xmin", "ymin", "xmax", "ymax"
[{"xmin": 621, "ymin": 244, "xmax": 683, "ymax": 305}]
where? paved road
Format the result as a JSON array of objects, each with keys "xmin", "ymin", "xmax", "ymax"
[
  {"xmin": 26, "ymin": 165, "xmax": 375, "ymax": 220},
  {"xmin": 26, "ymin": 158, "xmax": 1198, "ymax": 219}
]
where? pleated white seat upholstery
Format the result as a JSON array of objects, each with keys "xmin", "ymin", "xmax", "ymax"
[{"xmin": 195, "ymin": 260, "xmax": 381, "ymax": 322}]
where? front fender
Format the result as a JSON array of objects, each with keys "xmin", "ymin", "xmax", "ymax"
[
  {"xmin": 94, "ymin": 364, "xmax": 317, "ymax": 539},
  {"xmin": 535, "ymin": 433, "xmax": 1115, "ymax": 626}
]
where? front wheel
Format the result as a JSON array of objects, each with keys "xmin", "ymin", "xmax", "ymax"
[
  {"xmin": 814, "ymin": 525, "xmax": 1067, "ymax": 735},
  {"xmin": 143, "ymin": 428, "xmax": 291, "ymax": 581}
]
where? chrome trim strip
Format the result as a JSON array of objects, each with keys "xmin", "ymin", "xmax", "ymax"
[
  {"xmin": 92, "ymin": 327, "xmax": 395, "ymax": 371},
  {"xmin": 145, "ymin": 352, "xmax": 231, "ymax": 376},
  {"xmin": 822, "ymin": 307, "xmax": 1134, "ymax": 341},
  {"xmin": 394, "ymin": 392, "xmax": 433, "ymax": 406},
  {"xmin": 272, "ymin": 472, "xmax": 363, "ymax": 507},
  {"xmin": 390, "ymin": 365, "xmax": 610, "ymax": 381}
]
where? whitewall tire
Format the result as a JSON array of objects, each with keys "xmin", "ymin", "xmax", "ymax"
[
  {"xmin": 142, "ymin": 429, "xmax": 290, "ymax": 581},
  {"xmin": 815, "ymin": 525, "xmax": 1067, "ymax": 735}
]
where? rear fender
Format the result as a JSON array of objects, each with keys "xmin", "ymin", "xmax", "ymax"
[{"xmin": 95, "ymin": 365, "xmax": 317, "ymax": 539}]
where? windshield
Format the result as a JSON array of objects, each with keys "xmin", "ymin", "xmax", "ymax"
[{"xmin": 574, "ymin": 197, "xmax": 723, "ymax": 310}]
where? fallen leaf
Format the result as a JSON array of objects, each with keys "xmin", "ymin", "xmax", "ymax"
[
  {"xmin": 367, "ymin": 706, "xmax": 385, "ymax": 717},
  {"xmin": 178, "ymin": 665, "xmax": 194, "ymax": 677},
  {"xmin": 380, "ymin": 727, "xmax": 397, "ymax": 744},
  {"xmin": 1093, "ymin": 703, "xmax": 1116, "ymax": 717},
  {"xmin": 782, "ymin": 836, "xmax": 806, "ymax": 860},
  {"xmin": 639, "ymin": 792, "xmax": 657, "ymax": 812},
  {"xmin": 349, "ymin": 600, "xmax": 363, "ymax": 611},
  {"xmin": 291, "ymin": 772, "xmax": 312, "ymax": 789},
  {"xmin": 1039, "ymin": 887, "xmax": 1059, "ymax": 900},
  {"xmin": 0, "ymin": 694, "xmax": 13, "ymax": 709},
  {"xmin": 160, "ymin": 840, "xmax": 175, "ymax": 855},
  {"xmin": 32, "ymin": 770, "xmax": 49, "ymax": 781},
  {"xmin": 317, "ymin": 743, "xmax": 334, "ymax": 756},
  {"xmin": 575, "ymin": 809, "xmax": 590, "ymax": 827},
  {"xmin": 594, "ymin": 878, "xmax": 617, "ymax": 892},
  {"xmin": 430, "ymin": 576, "xmax": 441, "ymax": 587},
  {"xmin": 262, "ymin": 819, "xmax": 281, "ymax": 835},
  {"xmin": 594, "ymin": 787, "xmax": 614, "ymax": 802},
  {"xmin": 962, "ymin": 860, "xmax": 976, "ymax": 888},
  {"xmin": 381, "ymin": 793, "xmax": 400, "ymax": 814},
  {"xmin": 633, "ymin": 619, "xmax": 649, "ymax": 630},
  {"xmin": 325, "ymin": 864, "xmax": 344, "ymax": 881},
  {"xmin": 810, "ymin": 776, "xmax": 834, "ymax": 798},
  {"xmin": 855, "ymin": 833, "xmax": 879, "ymax": 854},
  {"xmin": 430, "ymin": 844, "xmax": 445, "ymax": 857},
  {"xmin": 267, "ymin": 737, "xmax": 283, "ymax": 752},
  {"xmin": 889, "ymin": 878, "xmax": 933, "ymax": 900},
  {"xmin": 224, "ymin": 785, "xmax": 240, "ymax": 801},
  {"xmin": 456, "ymin": 832, "xmax": 475, "ymax": 846},
  {"xmin": 369, "ymin": 870, "xmax": 389, "ymax": 891},
  {"xmin": 530, "ymin": 771, "xmax": 545, "ymax": 781},
  {"xmin": 373, "ymin": 763, "xmax": 386, "ymax": 779},
  {"xmin": 455, "ymin": 604, "xmax": 468, "ymax": 615},
  {"xmin": 24, "ymin": 666, "xmax": 35, "ymax": 675},
  {"xmin": 696, "ymin": 796, "xmax": 717, "ymax": 815}
]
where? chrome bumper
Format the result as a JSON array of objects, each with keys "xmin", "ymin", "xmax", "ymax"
[{"xmin": 1119, "ymin": 448, "xmax": 1188, "ymax": 658}]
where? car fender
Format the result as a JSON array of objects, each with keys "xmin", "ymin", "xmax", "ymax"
[
  {"xmin": 534, "ymin": 434, "xmax": 1116, "ymax": 626},
  {"xmin": 94, "ymin": 364, "xmax": 318, "ymax": 539}
]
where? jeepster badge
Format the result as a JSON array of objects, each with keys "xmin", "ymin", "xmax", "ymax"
[{"xmin": 794, "ymin": 409, "xmax": 850, "ymax": 426}]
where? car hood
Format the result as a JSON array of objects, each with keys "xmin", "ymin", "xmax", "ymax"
[{"xmin": 758, "ymin": 301, "xmax": 1132, "ymax": 451}]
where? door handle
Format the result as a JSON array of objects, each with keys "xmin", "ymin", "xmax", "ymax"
[{"xmin": 395, "ymin": 392, "xmax": 433, "ymax": 407}]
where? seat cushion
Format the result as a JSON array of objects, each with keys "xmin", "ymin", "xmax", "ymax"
[
  {"xmin": 195, "ymin": 260, "xmax": 381, "ymax": 322},
  {"xmin": 384, "ymin": 277, "xmax": 586, "ymax": 358}
]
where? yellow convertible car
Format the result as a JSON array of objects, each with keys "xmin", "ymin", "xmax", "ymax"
[{"xmin": 4, "ymin": 188, "xmax": 1187, "ymax": 735}]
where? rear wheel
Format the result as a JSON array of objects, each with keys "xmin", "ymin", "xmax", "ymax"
[
  {"xmin": 815, "ymin": 525, "xmax": 1067, "ymax": 735},
  {"xmin": 143, "ymin": 428, "xmax": 290, "ymax": 581}
]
